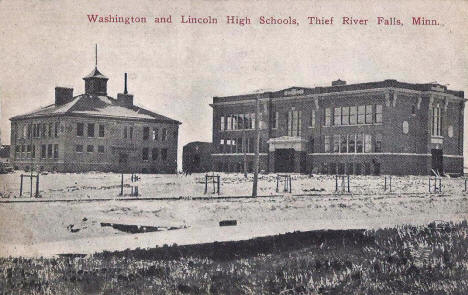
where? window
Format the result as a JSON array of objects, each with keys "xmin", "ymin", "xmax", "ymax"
[
  {"xmin": 219, "ymin": 139, "xmax": 224, "ymax": 153},
  {"xmin": 54, "ymin": 122, "xmax": 59, "ymax": 137},
  {"xmin": 333, "ymin": 135, "xmax": 340, "ymax": 153},
  {"xmin": 411, "ymin": 105, "xmax": 416, "ymax": 115},
  {"xmin": 375, "ymin": 134, "xmax": 382, "ymax": 153},
  {"xmin": 42, "ymin": 123, "xmax": 47, "ymax": 137},
  {"xmin": 27, "ymin": 145, "xmax": 31, "ymax": 158},
  {"xmin": 348, "ymin": 135, "xmax": 355, "ymax": 153},
  {"xmin": 364, "ymin": 134, "xmax": 372, "ymax": 153},
  {"xmin": 220, "ymin": 116, "xmax": 225, "ymax": 131},
  {"xmin": 358, "ymin": 106, "xmax": 366, "ymax": 124},
  {"xmin": 356, "ymin": 134, "xmax": 363, "ymax": 153},
  {"xmin": 123, "ymin": 126, "xmax": 128, "ymax": 138},
  {"xmin": 227, "ymin": 116, "xmax": 232, "ymax": 130},
  {"xmin": 350, "ymin": 106, "xmax": 357, "ymax": 125},
  {"xmin": 54, "ymin": 144, "xmax": 59, "ymax": 159},
  {"xmin": 98, "ymin": 145, "xmax": 105, "ymax": 153},
  {"xmin": 161, "ymin": 148, "xmax": 168, "ymax": 161},
  {"xmin": 287, "ymin": 109, "xmax": 302, "ymax": 136},
  {"xmin": 152, "ymin": 128, "xmax": 159, "ymax": 141},
  {"xmin": 142, "ymin": 148, "xmax": 149, "ymax": 160},
  {"xmin": 249, "ymin": 137, "xmax": 254, "ymax": 153},
  {"xmin": 87, "ymin": 145, "xmax": 94, "ymax": 153},
  {"xmin": 308, "ymin": 137, "xmax": 314, "ymax": 153},
  {"xmin": 232, "ymin": 115, "xmax": 237, "ymax": 130},
  {"xmin": 342, "ymin": 107, "xmax": 349, "ymax": 125},
  {"xmin": 375, "ymin": 105, "xmax": 383, "ymax": 123},
  {"xmin": 87, "ymin": 123, "xmax": 95, "ymax": 137},
  {"xmin": 238, "ymin": 114, "xmax": 244, "ymax": 129},
  {"xmin": 310, "ymin": 110, "xmax": 315, "ymax": 128},
  {"xmin": 365, "ymin": 105, "xmax": 373, "ymax": 124},
  {"xmin": 143, "ymin": 127, "xmax": 149, "ymax": 140},
  {"xmin": 77, "ymin": 123, "xmax": 84, "ymax": 136},
  {"xmin": 432, "ymin": 106, "xmax": 442, "ymax": 136},
  {"xmin": 41, "ymin": 145, "xmax": 46, "ymax": 158},
  {"xmin": 162, "ymin": 129, "xmax": 167, "ymax": 141},
  {"xmin": 325, "ymin": 108, "xmax": 331, "ymax": 127},
  {"xmin": 129, "ymin": 127, "xmax": 133, "ymax": 139},
  {"xmin": 334, "ymin": 107, "xmax": 342, "ymax": 126},
  {"xmin": 244, "ymin": 113, "xmax": 250, "ymax": 129},
  {"xmin": 152, "ymin": 148, "xmax": 158, "ymax": 160},
  {"xmin": 324, "ymin": 135, "xmax": 330, "ymax": 152},
  {"xmin": 272, "ymin": 111, "xmax": 279, "ymax": 129},
  {"xmin": 48, "ymin": 123, "xmax": 53, "ymax": 137},
  {"xmin": 341, "ymin": 135, "xmax": 348, "ymax": 153},
  {"xmin": 99, "ymin": 125, "xmax": 105, "ymax": 137},
  {"xmin": 32, "ymin": 145, "xmax": 35, "ymax": 158},
  {"xmin": 27, "ymin": 124, "xmax": 31, "ymax": 139},
  {"xmin": 76, "ymin": 145, "xmax": 83, "ymax": 153},
  {"xmin": 47, "ymin": 144, "xmax": 53, "ymax": 158}
]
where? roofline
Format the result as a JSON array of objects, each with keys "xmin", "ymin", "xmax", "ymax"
[{"xmin": 10, "ymin": 113, "xmax": 181, "ymax": 125}]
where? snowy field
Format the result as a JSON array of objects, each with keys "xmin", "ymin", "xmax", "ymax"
[{"xmin": 0, "ymin": 171, "xmax": 467, "ymax": 257}]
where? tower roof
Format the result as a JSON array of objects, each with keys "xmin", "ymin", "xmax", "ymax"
[{"xmin": 83, "ymin": 67, "xmax": 108, "ymax": 80}]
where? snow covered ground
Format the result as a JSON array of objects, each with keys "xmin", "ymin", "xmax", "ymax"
[{"xmin": 0, "ymin": 172, "xmax": 467, "ymax": 257}]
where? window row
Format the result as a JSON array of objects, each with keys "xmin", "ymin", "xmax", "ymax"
[
  {"xmin": 324, "ymin": 134, "xmax": 382, "ymax": 153},
  {"xmin": 76, "ymin": 145, "xmax": 105, "ymax": 153},
  {"xmin": 325, "ymin": 104, "xmax": 383, "ymax": 127},
  {"xmin": 219, "ymin": 137, "xmax": 268, "ymax": 153},
  {"xmin": 220, "ymin": 113, "xmax": 256, "ymax": 131},
  {"xmin": 320, "ymin": 161, "xmax": 381, "ymax": 175},
  {"xmin": 143, "ymin": 127, "xmax": 170, "ymax": 141},
  {"xmin": 19, "ymin": 122, "xmax": 60, "ymax": 139},
  {"xmin": 15, "ymin": 144, "xmax": 59, "ymax": 159},
  {"xmin": 77, "ymin": 123, "xmax": 105, "ymax": 138},
  {"xmin": 142, "ymin": 147, "xmax": 168, "ymax": 161}
]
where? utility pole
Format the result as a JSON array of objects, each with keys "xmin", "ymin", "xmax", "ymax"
[{"xmin": 252, "ymin": 93, "xmax": 260, "ymax": 197}]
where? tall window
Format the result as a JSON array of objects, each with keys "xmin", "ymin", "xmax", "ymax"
[
  {"xmin": 220, "ymin": 116, "xmax": 225, "ymax": 131},
  {"xmin": 48, "ymin": 123, "xmax": 53, "ymax": 137},
  {"xmin": 123, "ymin": 126, "xmax": 128, "ymax": 138},
  {"xmin": 152, "ymin": 128, "xmax": 159, "ymax": 141},
  {"xmin": 54, "ymin": 144, "xmax": 59, "ymax": 159},
  {"xmin": 142, "ymin": 148, "xmax": 149, "ymax": 160},
  {"xmin": 365, "ymin": 105, "xmax": 373, "ymax": 123},
  {"xmin": 87, "ymin": 145, "xmax": 94, "ymax": 153},
  {"xmin": 342, "ymin": 107, "xmax": 349, "ymax": 125},
  {"xmin": 99, "ymin": 124, "xmax": 105, "ymax": 137},
  {"xmin": 162, "ymin": 129, "xmax": 167, "ymax": 141},
  {"xmin": 143, "ymin": 127, "xmax": 149, "ymax": 140},
  {"xmin": 219, "ymin": 139, "xmax": 225, "ymax": 153},
  {"xmin": 310, "ymin": 110, "xmax": 316, "ymax": 128},
  {"xmin": 341, "ymin": 135, "xmax": 348, "ymax": 153},
  {"xmin": 333, "ymin": 135, "xmax": 340, "ymax": 153},
  {"xmin": 98, "ymin": 145, "xmax": 105, "ymax": 153},
  {"xmin": 244, "ymin": 113, "xmax": 250, "ymax": 129},
  {"xmin": 232, "ymin": 115, "xmax": 237, "ymax": 130},
  {"xmin": 432, "ymin": 106, "xmax": 442, "ymax": 136},
  {"xmin": 272, "ymin": 111, "xmax": 279, "ymax": 129},
  {"xmin": 87, "ymin": 123, "xmax": 95, "ymax": 137},
  {"xmin": 55, "ymin": 122, "xmax": 59, "ymax": 137},
  {"xmin": 334, "ymin": 107, "xmax": 342, "ymax": 126},
  {"xmin": 161, "ymin": 148, "xmax": 168, "ymax": 161},
  {"xmin": 375, "ymin": 134, "xmax": 382, "ymax": 152},
  {"xmin": 357, "ymin": 106, "xmax": 366, "ymax": 124},
  {"xmin": 152, "ymin": 148, "xmax": 158, "ymax": 160},
  {"xmin": 350, "ymin": 106, "xmax": 357, "ymax": 125},
  {"xmin": 325, "ymin": 108, "xmax": 331, "ymax": 127},
  {"xmin": 47, "ymin": 144, "xmax": 53, "ymax": 158},
  {"xmin": 129, "ymin": 127, "xmax": 133, "ymax": 139},
  {"xmin": 375, "ymin": 105, "xmax": 383, "ymax": 123},
  {"xmin": 32, "ymin": 145, "xmax": 35, "ymax": 158},
  {"xmin": 348, "ymin": 135, "xmax": 355, "ymax": 153},
  {"xmin": 238, "ymin": 114, "xmax": 244, "ymax": 129},
  {"xmin": 308, "ymin": 137, "xmax": 314, "ymax": 153},
  {"xmin": 356, "ymin": 134, "xmax": 363, "ymax": 153},
  {"xmin": 287, "ymin": 109, "xmax": 302, "ymax": 136},
  {"xmin": 75, "ymin": 145, "xmax": 83, "ymax": 153},
  {"xmin": 41, "ymin": 145, "xmax": 46, "ymax": 158},
  {"xmin": 324, "ymin": 135, "xmax": 330, "ymax": 152},
  {"xmin": 227, "ymin": 116, "xmax": 232, "ymax": 130},
  {"xmin": 364, "ymin": 134, "xmax": 372, "ymax": 153}
]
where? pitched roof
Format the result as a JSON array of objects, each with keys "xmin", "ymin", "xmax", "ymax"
[
  {"xmin": 83, "ymin": 67, "xmax": 108, "ymax": 80},
  {"xmin": 10, "ymin": 94, "xmax": 181, "ymax": 124}
]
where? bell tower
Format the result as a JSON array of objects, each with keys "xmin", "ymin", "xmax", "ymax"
[{"xmin": 83, "ymin": 45, "xmax": 108, "ymax": 95}]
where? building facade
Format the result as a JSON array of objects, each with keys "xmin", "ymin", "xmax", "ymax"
[
  {"xmin": 211, "ymin": 79, "xmax": 465, "ymax": 175},
  {"xmin": 182, "ymin": 141, "xmax": 213, "ymax": 173},
  {"xmin": 10, "ymin": 64, "xmax": 180, "ymax": 173}
]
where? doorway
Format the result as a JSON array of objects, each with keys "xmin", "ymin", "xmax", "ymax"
[
  {"xmin": 275, "ymin": 149, "xmax": 295, "ymax": 172},
  {"xmin": 431, "ymin": 149, "xmax": 443, "ymax": 175}
]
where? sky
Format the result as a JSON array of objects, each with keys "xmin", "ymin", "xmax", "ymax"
[{"xmin": 0, "ymin": 0, "xmax": 467, "ymax": 169}]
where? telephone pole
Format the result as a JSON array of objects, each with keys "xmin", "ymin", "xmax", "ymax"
[{"xmin": 252, "ymin": 93, "xmax": 260, "ymax": 197}]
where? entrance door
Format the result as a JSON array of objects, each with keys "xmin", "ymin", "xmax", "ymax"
[
  {"xmin": 275, "ymin": 149, "xmax": 295, "ymax": 172},
  {"xmin": 431, "ymin": 149, "xmax": 443, "ymax": 175}
]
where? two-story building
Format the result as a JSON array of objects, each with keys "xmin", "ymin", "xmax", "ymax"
[
  {"xmin": 10, "ymin": 64, "xmax": 180, "ymax": 173},
  {"xmin": 211, "ymin": 79, "xmax": 464, "ymax": 175}
]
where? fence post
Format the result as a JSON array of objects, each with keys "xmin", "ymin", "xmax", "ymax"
[
  {"xmin": 428, "ymin": 178, "xmax": 431, "ymax": 193},
  {"xmin": 465, "ymin": 178, "xmax": 467, "ymax": 192},
  {"xmin": 289, "ymin": 176, "xmax": 292, "ymax": 193},
  {"xmin": 20, "ymin": 174, "xmax": 23, "ymax": 197},
  {"xmin": 204, "ymin": 175, "xmax": 208, "ymax": 194},
  {"xmin": 335, "ymin": 175, "xmax": 338, "ymax": 192},
  {"xmin": 35, "ymin": 173, "xmax": 40, "ymax": 198},
  {"xmin": 347, "ymin": 175, "xmax": 350, "ymax": 193},
  {"xmin": 439, "ymin": 178, "xmax": 442, "ymax": 193},
  {"xmin": 389, "ymin": 176, "xmax": 392, "ymax": 192},
  {"xmin": 276, "ymin": 176, "xmax": 279, "ymax": 193},
  {"xmin": 217, "ymin": 175, "xmax": 220, "ymax": 194},
  {"xmin": 120, "ymin": 173, "xmax": 124, "ymax": 196},
  {"xmin": 30, "ymin": 175, "xmax": 33, "ymax": 198},
  {"xmin": 384, "ymin": 176, "xmax": 387, "ymax": 191}
]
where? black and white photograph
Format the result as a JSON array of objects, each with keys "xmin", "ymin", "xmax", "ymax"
[{"xmin": 0, "ymin": 0, "xmax": 467, "ymax": 293}]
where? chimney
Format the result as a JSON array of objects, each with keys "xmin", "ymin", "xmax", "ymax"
[
  {"xmin": 55, "ymin": 87, "xmax": 74, "ymax": 105},
  {"xmin": 332, "ymin": 79, "xmax": 346, "ymax": 86},
  {"xmin": 116, "ymin": 73, "xmax": 133, "ymax": 108}
]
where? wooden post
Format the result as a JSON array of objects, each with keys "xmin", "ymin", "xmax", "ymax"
[
  {"xmin": 429, "ymin": 178, "xmax": 431, "ymax": 193},
  {"xmin": 465, "ymin": 178, "xmax": 467, "ymax": 192},
  {"xmin": 276, "ymin": 176, "xmax": 279, "ymax": 193},
  {"xmin": 20, "ymin": 174, "xmax": 23, "ymax": 196},
  {"xmin": 30, "ymin": 174, "xmax": 33, "ymax": 198},
  {"xmin": 289, "ymin": 176, "xmax": 292, "ymax": 193},
  {"xmin": 204, "ymin": 174, "xmax": 208, "ymax": 194},
  {"xmin": 35, "ymin": 173, "xmax": 39, "ymax": 198},
  {"xmin": 384, "ymin": 176, "xmax": 387, "ymax": 191},
  {"xmin": 389, "ymin": 176, "xmax": 392, "ymax": 192},
  {"xmin": 335, "ymin": 175, "xmax": 338, "ymax": 192},
  {"xmin": 217, "ymin": 175, "xmax": 220, "ymax": 194},
  {"xmin": 347, "ymin": 174, "xmax": 350, "ymax": 193},
  {"xmin": 120, "ymin": 173, "xmax": 124, "ymax": 196}
]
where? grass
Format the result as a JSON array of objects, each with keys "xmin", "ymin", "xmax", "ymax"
[{"xmin": 1, "ymin": 221, "xmax": 468, "ymax": 294}]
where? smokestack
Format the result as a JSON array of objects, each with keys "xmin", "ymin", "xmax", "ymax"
[
  {"xmin": 124, "ymin": 73, "xmax": 128, "ymax": 94},
  {"xmin": 55, "ymin": 87, "xmax": 74, "ymax": 105}
]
